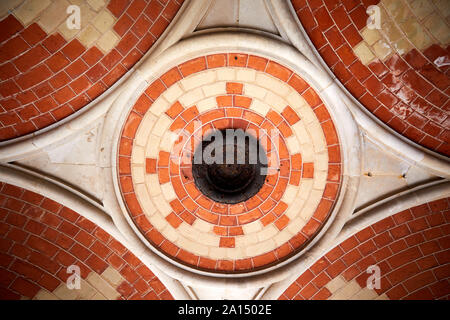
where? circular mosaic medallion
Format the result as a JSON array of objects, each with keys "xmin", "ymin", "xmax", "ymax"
[{"xmin": 118, "ymin": 53, "xmax": 342, "ymax": 273}]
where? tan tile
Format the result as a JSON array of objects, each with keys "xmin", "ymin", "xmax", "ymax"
[
  {"xmin": 92, "ymin": 9, "xmax": 115, "ymax": 33},
  {"xmin": 400, "ymin": 18, "xmax": 433, "ymax": 50},
  {"xmin": 53, "ymin": 283, "xmax": 79, "ymax": 300},
  {"xmin": 410, "ymin": 0, "xmax": 434, "ymax": 20},
  {"xmin": 382, "ymin": 22, "xmax": 403, "ymax": 43},
  {"xmin": 87, "ymin": 0, "xmax": 106, "ymax": 11},
  {"xmin": 96, "ymin": 29, "xmax": 119, "ymax": 53},
  {"xmin": 393, "ymin": 38, "xmax": 413, "ymax": 55},
  {"xmin": 432, "ymin": 0, "xmax": 450, "ymax": 19},
  {"xmin": 14, "ymin": 0, "xmax": 51, "ymax": 26},
  {"xmin": 101, "ymin": 267, "xmax": 124, "ymax": 288},
  {"xmin": 362, "ymin": 28, "xmax": 382, "ymax": 46},
  {"xmin": 0, "ymin": 0, "xmax": 22, "ymax": 19},
  {"xmin": 77, "ymin": 24, "xmax": 101, "ymax": 47},
  {"xmin": 33, "ymin": 289, "xmax": 59, "ymax": 300},
  {"xmin": 86, "ymin": 272, "xmax": 120, "ymax": 300},
  {"xmin": 372, "ymin": 40, "xmax": 392, "ymax": 60},
  {"xmin": 424, "ymin": 12, "xmax": 450, "ymax": 44},
  {"xmin": 77, "ymin": 279, "xmax": 97, "ymax": 299},
  {"xmin": 353, "ymin": 42, "xmax": 376, "ymax": 65},
  {"xmin": 38, "ymin": 0, "xmax": 70, "ymax": 33}
]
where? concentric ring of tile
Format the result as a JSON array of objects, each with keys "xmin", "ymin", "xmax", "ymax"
[{"xmin": 118, "ymin": 53, "xmax": 342, "ymax": 273}]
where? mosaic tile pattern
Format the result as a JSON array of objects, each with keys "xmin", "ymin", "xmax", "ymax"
[
  {"xmin": 0, "ymin": 0, "xmax": 184, "ymax": 141},
  {"xmin": 279, "ymin": 198, "xmax": 450, "ymax": 300},
  {"xmin": 0, "ymin": 182, "xmax": 173, "ymax": 300},
  {"xmin": 292, "ymin": 0, "xmax": 450, "ymax": 156},
  {"xmin": 118, "ymin": 53, "xmax": 342, "ymax": 273}
]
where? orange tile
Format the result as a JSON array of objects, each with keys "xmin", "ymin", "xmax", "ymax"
[
  {"xmin": 206, "ymin": 54, "xmax": 227, "ymax": 68},
  {"xmin": 166, "ymin": 212, "xmax": 182, "ymax": 228},
  {"xmin": 281, "ymin": 106, "xmax": 301, "ymax": 125},
  {"xmin": 247, "ymin": 55, "xmax": 268, "ymax": 71},
  {"xmin": 226, "ymin": 82, "xmax": 243, "ymax": 94},
  {"xmin": 233, "ymin": 95, "xmax": 252, "ymax": 108},
  {"xmin": 219, "ymin": 237, "xmax": 235, "ymax": 248},
  {"xmin": 146, "ymin": 158, "xmax": 157, "ymax": 174},
  {"xmin": 228, "ymin": 53, "xmax": 248, "ymax": 67},
  {"xmin": 160, "ymin": 67, "xmax": 182, "ymax": 87},
  {"xmin": 216, "ymin": 95, "xmax": 233, "ymax": 107},
  {"xmin": 261, "ymin": 213, "xmax": 276, "ymax": 226},
  {"xmin": 213, "ymin": 226, "xmax": 227, "ymax": 236},
  {"xmin": 291, "ymin": 153, "xmax": 302, "ymax": 170},
  {"xmin": 266, "ymin": 61, "xmax": 292, "ymax": 81},
  {"xmin": 275, "ymin": 214, "xmax": 290, "ymax": 230},
  {"xmin": 165, "ymin": 101, "xmax": 184, "ymax": 119},
  {"xmin": 219, "ymin": 215, "xmax": 237, "ymax": 226},
  {"xmin": 181, "ymin": 106, "xmax": 199, "ymax": 122},
  {"xmin": 179, "ymin": 57, "xmax": 206, "ymax": 77},
  {"xmin": 196, "ymin": 207, "xmax": 219, "ymax": 224},
  {"xmin": 302, "ymin": 162, "xmax": 314, "ymax": 178}
]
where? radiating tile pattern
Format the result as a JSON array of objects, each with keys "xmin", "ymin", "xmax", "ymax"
[
  {"xmin": 0, "ymin": 0, "xmax": 184, "ymax": 141},
  {"xmin": 118, "ymin": 53, "xmax": 342, "ymax": 273},
  {"xmin": 0, "ymin": 182, "xmax": 173, "ymax": 300},
  {"xmin": 292, "ymin": 0, "xmax": 449, "ymax": 156},
  {"xmin": 279, "ymin": 198, "xmax": 450, "ymax": 300}
]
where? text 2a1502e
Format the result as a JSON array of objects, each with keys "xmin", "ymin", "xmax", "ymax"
[{"xmin": 222, "ymin": 304, "xmax": 272, "ymax": 315}]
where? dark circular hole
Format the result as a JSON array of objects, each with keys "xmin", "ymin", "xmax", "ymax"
[
  {"xmin": 234, "ymin": 56, "xmax": 238, "ymax": 60},
  {"xmin": 192, "ymin": 129, "xmax": 267, "ymax": 204}
]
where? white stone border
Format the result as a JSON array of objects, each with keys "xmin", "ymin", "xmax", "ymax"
[{"xmin": 269, "ymin": 0, "xmax": 450, "ymax": 178}]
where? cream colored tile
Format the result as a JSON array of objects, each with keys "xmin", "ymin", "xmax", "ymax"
[
  {"xmin": 255, "ymin": 73, "xmax": 290, "ymax": 96},
  {"xmin": 424, "ymin": 12, "xmax": 450, "ymax": 44},
  {"xmin": 96, "ymin": 29, "xmax": 119, "ymax": 53},
  {"xmin": 216, "ymin": 68, "xmax": 236, "ymax": 81},
  {"xmin": 236, "ymin": 68, "xmax": 256, "ymax": 82},
  {"xmin": 181, "ymin": 70, "xmax": 216, "ymax": 91},
  {"xmin": 202, "ymin": 82, "xmax": 226, "ymax": 97},
  {"xmin": 256, "ymin": 224, "xmax": 278, "ymax": 242},
  {"xmin": 235, "ymin": 233, "xmax": 258, "ymax": 248},
  {"xmin": 163, "ymin": 83, "xmax": 184, "ymax": 103},
  {"xmin": 135, "ymin": 113, "xmax": 156, "ymax": 147},
  {"xmin": 286, "ymin": 216, "xmax": 306, "ymax": 235},
  {"xmin": 87, "ymin": 0, "xmax": 106, "ymax": 11},
  {"xmin": 132, "ymin": 165, "xmax": 145, "ymax": 184},
  {"xmin": 145, "ymin": 134, "xmax": 161, "ymax": 158},
  {"xmin": 131, "ymin": 145, "xmax": 145, "ymax": 165},
  {"xmin": 77, "ymin": 279, "xmax": 97, "ymax": 300},
  {"xmin": 33, "ymin": 289, "xmax": 59, "ymax": 300},
  {"xmin": 161, "ymin": 224, "xmax": 179, "ymax": 242},
  {"xmin": 86, "ymin": 272, "xmax": 120, "ymax": 300},
  {"xmin": 245, "ymin": 239, "xmax": 276, "ymax": 256},
  {"xmin": 53, "ymin": 284, "xmax": 79, "ymax": 300},
  {"xmin": 325, "ymin": 275, "xmax": 347, "ymax": 294},
  {"xmin": 101, "ymin": 267, "xmax": 124, "ymax": 288},
  {"xmin": 136, "ymin": 184, "xmax": 157, "ymax": 216},
  {"xmin": 410, "ymin": 0, "xmax": 434, "ymax": 20},
  {"xmin": 14, "ymin": 0, "xmax": 51, "ymax": 26},
  {"xmin": 145, "ymin": 174, "xmax": 161, "ymax": 197},
  {"xmin": 372, "ymin": 40, "xmax": 392, "ymax": 60},
  {"xmin": 153, "ymin": 194, "xmax": 172, "ymax": 216},
  {"xmin": 197, "ymin": 97, "xmax": 217, "ymax": 112},
  {"xmin": 242, "ymin": 220, "xmax": 263, "ymax": 233},
  {"xmin": 353, "ymin": 42, "xmax": 375, "ymax": 65},
  {"xmin": 192, "ymin": 218, "xmax": 212, "ymax": 233},
  {"xmin": 148, "ymin": 212, "xmax": 168, "ymax": 229},
  {"xmin": 250, "ymin": 99, "xmax": 270, "ymax": 116},
  {"xmin": 38, "ymin": 0, "xmax": 70, "ymax": 33},
  {"xmin": 244, "ymin": 83, "xmax": 267, "ymax": 99},
  {"xmin": 179, "ymin": 87, "xmax": 204, "ymax": 107},
  {"xmin": 161, "ymin": 182, "xmax": 176, "ymax": 202},
  {"xmin": 92, "ymin": 9, "xmax": 115, "ymax": 33},
  {"xmin": 151, "ymin": 114, "xmax": 172, "ymax": 137},
  {"xmin": 362, "ymin": 28, "xmax": 381, "ymax": 46},
  {"xmin": 281, "ymin": 185, "xmax": 299, "ymax": 204}
]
